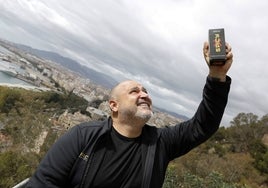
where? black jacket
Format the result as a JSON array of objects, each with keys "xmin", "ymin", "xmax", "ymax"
[{"xmin": 26, "ymin": 76, "xmax": 231, "ymax": 188}]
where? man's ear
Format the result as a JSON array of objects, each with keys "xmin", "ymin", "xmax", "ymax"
[{"xmin": 109, "ymin": 100, "xmax": 118, "ymax": 112}]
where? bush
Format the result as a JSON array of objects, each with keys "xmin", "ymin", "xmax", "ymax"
[
  {"xmin": 0, "ymin": 151, "xmax": 39, "ymax": 188},
  {"xmin": 249, "ymin": 139, "xmax": 268, "ymax": 174},
  {"xmin": 0, "ymin": 87, "xmax": 22, "ymax": 114},
  {"xmin": 179, "ymin": 171, "xmax": 240, "ymax": 188},
  {"xmin": 163, "ymin": 165, "xmax": 179, "ymax": 188}
]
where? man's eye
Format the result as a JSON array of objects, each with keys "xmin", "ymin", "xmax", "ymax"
[
  {"xmin": 130, "ymin": 90, "xmax": 138, "ymax": 94},
  {"xmin": 143, "ymin": 89, "xmax": 148, "ymax": 94}
]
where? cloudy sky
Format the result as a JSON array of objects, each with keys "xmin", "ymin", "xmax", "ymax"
[{"xmin": 0, "ymin": 0, "xmax": 267, "ymax": 126}]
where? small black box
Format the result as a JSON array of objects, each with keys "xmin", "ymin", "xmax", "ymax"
[{"xmin": 208, "ymin": 28, "xmax": 226, "ymax": 65}]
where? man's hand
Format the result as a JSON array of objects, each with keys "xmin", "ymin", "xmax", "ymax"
[{"xmin": 203, "ymin": 42, "xmax": 233, "ymax": 82}]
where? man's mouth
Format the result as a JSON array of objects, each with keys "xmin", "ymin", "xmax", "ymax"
[{"xmin": 137, "ymin": 102, "xmax": 151, "ymax": 108}]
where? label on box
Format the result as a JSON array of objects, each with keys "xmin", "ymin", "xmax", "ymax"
[{"xmin": 208, "ymin": 28, "xmax": 226, "ymax": 65}]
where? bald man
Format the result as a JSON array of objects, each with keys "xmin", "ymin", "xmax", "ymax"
[{"xmin": 27, "ymin": 42, "xmax": 233, "ymax": 188}]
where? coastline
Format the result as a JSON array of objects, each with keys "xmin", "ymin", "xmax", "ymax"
[{"xmin": 0, "ymin": 82, "xmax": 50, "ymax": 91}]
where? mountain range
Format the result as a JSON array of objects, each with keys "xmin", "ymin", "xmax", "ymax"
[{"xmin": 13, "ymin": 43, "xmax": 118, "ymax": 89}]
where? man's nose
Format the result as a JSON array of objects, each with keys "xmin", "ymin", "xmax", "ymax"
[
  {"xmin": 140, "ymin": 91, "xmax": 152, "ymax": 103},
  {"xmin": 140, "ymin": 91, "xmax": 149, "ymax": 97}
]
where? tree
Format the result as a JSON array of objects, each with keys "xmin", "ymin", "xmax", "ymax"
[
  {"xmin": 230, "ymin": 113, "xmax": 258, "ymax": 127},
  {"xmin": 259, "ymin": 114, "xmax": 268, "ymax": 126},
  {"xmin": 228, "ymin": 113, "xmax": 262, "ymax": 153}
]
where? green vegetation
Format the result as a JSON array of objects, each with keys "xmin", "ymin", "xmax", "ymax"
[
  {"xmin": 0, "ymin": 86, "xmax": 89, "ymax": 187},
  {"xmin": 0, "ymin": 151, "xmax": 39, "ymax": 187},
  {"xmin": 164, "ymin": 112, "xmax": 268, "ymax": 188},
  {"xmin": 0, "ymin": 87, "xmax": 267, "ymax": 187}
]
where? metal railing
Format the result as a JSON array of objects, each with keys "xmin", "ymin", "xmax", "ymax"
[{"xmin": 12, "ymin": 178, "xmax": 29, "ymax": 188}]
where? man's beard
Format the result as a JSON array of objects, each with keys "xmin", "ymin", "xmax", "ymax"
[
  {"xmin": 120, "ymin": 107, "xmax": 153, "ymax": 123},
  {"xmin": 134, "ymin": 110, "xmax": 153, "ymax": 122}
]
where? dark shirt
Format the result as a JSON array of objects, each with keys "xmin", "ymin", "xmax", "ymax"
[{"xmin": 91, "ymin": 127, "xmax": 142, "ymax": 188}]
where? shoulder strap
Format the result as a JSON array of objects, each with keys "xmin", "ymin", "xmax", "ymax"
[
  {"xmin": 141, "ymin": 142, "xmax": 156, "ymax": 188},
  {"xmin": 141, "ymin": 125, "xmax": 158, "ymax": 188}
]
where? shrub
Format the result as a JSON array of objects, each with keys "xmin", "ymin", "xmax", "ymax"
[{"xmin": 0, "ymin": 151, "xmax": 39, "ymax": 188}]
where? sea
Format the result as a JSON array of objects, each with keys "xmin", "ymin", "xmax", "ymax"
[
  {"xmin": 0, "ymin": 60, "xmax": 31, "ymax": 86},
  {"xmin": 0, "ymin": 45, "xmax": 32, "ymax": 86},
  {"xmin": 0, "ymin": 71, "xmax": 31, "ymax": 86}
]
